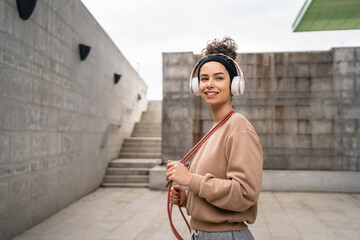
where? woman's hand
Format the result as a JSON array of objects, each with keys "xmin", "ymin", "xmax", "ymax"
[
  {"xmin": 166, "ymin": 160, "xmax": 192, "ymax": 186},
  {"xmin": 170, "ymin": 185, "xmax": 187, "ymax": 206}
]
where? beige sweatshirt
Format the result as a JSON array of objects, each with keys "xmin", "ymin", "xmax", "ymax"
[{"xmin": 185, "ymin": 112, "xmax": 263, "ymax": 232}]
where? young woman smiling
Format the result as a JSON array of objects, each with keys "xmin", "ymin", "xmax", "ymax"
[{"xmin": 166, "ymin": 37, "xmax": 263, "ymax": 240}]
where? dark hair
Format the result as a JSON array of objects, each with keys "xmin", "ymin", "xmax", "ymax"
[{"xmin": 202, "ymin": 37, "xmax": 238, "ymax": 60}]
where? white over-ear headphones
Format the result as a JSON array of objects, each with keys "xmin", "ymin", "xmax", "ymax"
[{"xmin": 189, "ymin": 53, "xmax": 245, "ymax": 96}]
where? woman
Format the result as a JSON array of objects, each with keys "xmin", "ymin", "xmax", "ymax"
[{"xmin": 166, "ymin": 37, "xmax": 263, "ymax": 240}]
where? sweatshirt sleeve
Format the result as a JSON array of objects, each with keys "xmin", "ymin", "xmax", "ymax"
[
  {"xmin": 181, "ymin": 190, "xmax": 188, "ymax": 208},
  {"xmin": 187, "ymin": 130, "xmax": 263, "ymax": 212}
]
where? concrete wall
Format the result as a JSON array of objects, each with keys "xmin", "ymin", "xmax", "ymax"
[
  {"xmin": 162, "ymin": 47, "xmax": 360, "ymax": 171},
  {"xmin": 162, "ymin": 52, "xmax": 199, "ymax": 163},
  {"xmin": 333, "ymin": 48, "xmax": 360, "ymax": 170},
  {"xmin": 0, "ymin": 0, "xmax": 147, "ymax": 239}
]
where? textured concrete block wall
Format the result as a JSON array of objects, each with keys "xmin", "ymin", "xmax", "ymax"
[
  {"xmin": 0, "ymin": 0, "xmax": 147, "ymax": 239},
  {"xmin": 233, "ymin": 51, "xmax": 336, "ymax": 170},
  {"xmin": 162, "ymin": 48, "xmax": 359, "ymax": 171},
  {"xmin": 333, "ymin": 48, "xmax": 360, "ymax": 170},
  {"xmin": 162, "ymin": 52, "xmax": 199, "ymax": 162}
]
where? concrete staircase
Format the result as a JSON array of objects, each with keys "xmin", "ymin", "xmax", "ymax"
[{"xmin": 102, "ymin": 101, "xmax": 162, "ymax": 188}]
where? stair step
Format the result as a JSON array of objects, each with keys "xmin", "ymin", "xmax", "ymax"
[
  {"xmin": 123, "ymin": 138, "xmax": 161, "ymax": 147},
  {"xmin": 132, "ymin": 131, "xmax": 161, "ymax": 135},
  {"xmin": 146, "ymin": 101, "xmax": 162, "ymax": 111},
  {"xmin": 140, "ymin": 115, "xmax": 162, "ymax": 123},
  {"xmin": 132, "ymin": 129, "xmax": 161, "ymax": 133},
  {"xmin": 135, "ymin": 122, "xmax": 161, "ymax": 128},
  {"xmin": 106, "ymin": 167, "xmax": 150, "ymax": 175},
  {"xmin": 124, "ymin": 137, "xmax": 161, "ymax": 143},
  {"xmin": 119, "ymin": 152, "xmax": 161, "ymax": 158},
  {"xmin": 123, "ymin": 141, "xmax": 161, "ymax": 148},
  {"xmin": 141, "ymin": 118, "xmax": 158, "ymax": 121},
  {"xmin": 121, "ymin": 147, "xmax": 161, "ymax": 153},
  {"xmin": 102, "ymin": 183, "xmax": 149, "ymax": 188},
  {"xmin": 134, "ymin": 125, "xmax": 161, "ymax": 131},
  {"xmin": 101, "ymin": 101, "xmax": 162, "ymax": 188},
  {"xmin": 110, "ymin": 158, "xmax": 162, "ymax": 168},
  {"xmin": 141, "ymin": 113, "xmax": 160, "ymax": 117},
  {"xmin": 135, "ymin": 124, "xmax": 161, "ymax": 127},
  {"xmin": 131, "ymin": 133, "xmax": 161, "ymax": 137},
  {"xmin": 140, "ymin": 121, "xmax": 161, "ymax": 124},
  {"xmin": 141, "ymin": 116, "xmax": 161, "ymax": 119},
  {"xmin": 103, "ymin": 175, "xmax": 149, "ymax": 183}
]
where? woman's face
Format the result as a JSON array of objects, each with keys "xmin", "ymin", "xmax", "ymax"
[{"xmin": 199, "ymin": 61, "xmax": 232, "ymax": 107}]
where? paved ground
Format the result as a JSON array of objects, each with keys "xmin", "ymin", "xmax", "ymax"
[{"xmin": 14, "ymin": 188, "xmax": 360, "ymax": 240}]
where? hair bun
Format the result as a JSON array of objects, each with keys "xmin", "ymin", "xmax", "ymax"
[{"xmin": 202, "ymin": 37, "xmax": 238, "ymax": 60}]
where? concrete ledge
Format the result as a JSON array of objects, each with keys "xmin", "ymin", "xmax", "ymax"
[
  {"xmin": 263, "ymin": 170, "xmax": 360, "ymax": 193},
  {"xmin": 149, "ymin": 166, "xmax": 360, "ymax": 193},
  {"xmin": 149, "ymin": 166, "xmax": 169, "ymax": 191}
]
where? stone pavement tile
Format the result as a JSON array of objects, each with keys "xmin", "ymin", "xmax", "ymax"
[
  {"xmin": 259, "ymin": 193, "xmax": 303, "ymax": 239},
  {"xmin": 296, "ymin": 193, "xmax": 359, "ymax": 239},
  {"xmin": 13, "ymin": 189, "xmax": 360, "ymax": 240},
  {"xmin": 13, "ymin": 231, "xmax": 46, "ymax": 240},
  {"xmin": 351, "ymin": 193, "xmax": 360, "ymax": 203},
  {"xmin": 249, "ymin": 197, "xmax": 271, "ymax": 240},
  {"xmin": 251, "ymin": 192, "xmax": 360, "ymax": 240},
  {"xmin": 17, "ymin": 215, "xmax": 63, "ymax": 234},
  {"xmin": 141, "ymin": 199, "xmax": 191, "ymax": 240},
  {"xmin": 104, "ymin": 210, "xmax": 155, "ymax": 239},
  {"xmin": 104, "ymin": 189, "xmax": 190, "ymax": 240},
  {"xmin": 273, "ymin": 193, "xmax": 340, "ymax": 240},
  {"xmin": 132, "ymin": 211, "xmax": 166, "ymax": 240},
  {"xmin": 334, "ymin": 229, "xmax": 359, "ymax": 239},
  {"xmin": 14, "ymin": 203, "xmax": 85, "ymax": 239},
  {"xmin": 16, "ymin": 222, "xmax": 82, "ymax": 240},
  {"xmin": 70, "ymin": 225, "xmax": 111, "ymax": 240},
  {"xmin": 103, "ymin": 189, "xmax": 165, "ymax": 240}
]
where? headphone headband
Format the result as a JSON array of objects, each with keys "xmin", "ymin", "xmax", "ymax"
[
  {"xmin": 190, "ymin": 53, "xmax": 244, "ymax": 85},
  {"xmin": 189, "ymin": 53, "xmax": 245, "ymax": 96},
  {"xmin": 197, "ymin": 55, "xmax": 237, "ymax": 81}
]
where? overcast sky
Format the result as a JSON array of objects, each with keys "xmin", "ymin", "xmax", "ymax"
[{"xmin": 81, "ymin": 0, "xmax": 360, "ymax": 100}]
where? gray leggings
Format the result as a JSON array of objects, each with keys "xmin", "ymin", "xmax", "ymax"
[{"xmin": 190, "ymin": 229, "xmax": 254, "ymax": 240}]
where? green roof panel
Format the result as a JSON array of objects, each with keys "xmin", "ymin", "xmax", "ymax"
[{"xmin": 293, "ymin": 0, "xmax": 360, "ymax": 32}]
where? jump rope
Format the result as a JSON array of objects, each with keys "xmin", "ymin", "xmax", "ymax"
[{"xmin": 166, "ymin": 109, "xmax": 235, "ymax": 240}]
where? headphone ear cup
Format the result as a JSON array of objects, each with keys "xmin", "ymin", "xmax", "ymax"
[
  {"xmin": 190, "ymin": 77, "xmax": 200, "ymax": 96},
  {"xmin": 240, "ymin": 76, "xmax": 245, "ymax": 95},
  {"xmin": 231, "ymin": 76, "xmax": 240, "ymax": 96}
]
